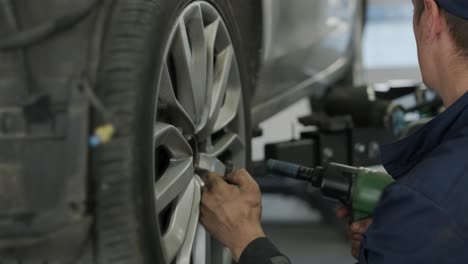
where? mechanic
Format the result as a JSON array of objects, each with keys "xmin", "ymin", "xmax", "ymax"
[{"xmin": 200, "ymin": 0, "xmax": 468, "ymax": 263}]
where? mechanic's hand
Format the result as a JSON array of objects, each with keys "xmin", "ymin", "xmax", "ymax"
[
  {"xmin": 337, "ymin": 207, "xmax": 373, "ymax": 259},
  {"xmin": 200, "ymin": 169, "xmax": 266, "ymax": 262}
]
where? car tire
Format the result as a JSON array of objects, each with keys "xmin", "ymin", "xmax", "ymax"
[{"xmin": 92, "ymin": 0, "xmax": 251, "ymax": 263}]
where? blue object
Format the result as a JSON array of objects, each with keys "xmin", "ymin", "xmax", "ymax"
[
  {"xmin": 391, "ymin": 108, "xmax": 406, "ymax": 136},
  {"xmin": 266, "ymin": 159, "xmax": 300, "ymax": 178},
  {"xmin": 89, "ymin": 135, "xmax": 101, "ymax": 147},
  {"xmin": 437, "ymin": 0, "xmax": 468, "ymax": 19},
  {"xmin": 358, "ymin": 92, "xmax": 468, "ymax": 263}
]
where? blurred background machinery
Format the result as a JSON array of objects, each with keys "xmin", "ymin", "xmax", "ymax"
[{"xmin": 256, "ymin": 1, "xmax": 429, "ymax": 263}]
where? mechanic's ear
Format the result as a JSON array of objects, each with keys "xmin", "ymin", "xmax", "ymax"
[{"xmin": 423, "ymin": 0, "xmax": 444, "ymax": 41}]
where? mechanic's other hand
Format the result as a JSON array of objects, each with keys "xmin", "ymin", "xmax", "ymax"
[
  {"xmin": 337, "ymin": 207, "xmax": 373, "ymax": 259},
  {"xmin": 200, "ymin": 169, "xmax": 266, "ymax": 262}
]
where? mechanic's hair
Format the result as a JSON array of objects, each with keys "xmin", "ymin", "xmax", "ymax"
[{"xmin": 415, "ymin": 0, "xmax": 468, "ymax": 58}]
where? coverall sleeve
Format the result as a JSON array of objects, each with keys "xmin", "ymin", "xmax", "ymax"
[
  {"xmin": 358, "ymin": 183, "xmax": 464, "ymax": 264},
  {"xmin": 238, "ymin": 237, "xmax": 291, "ymax": 264}
]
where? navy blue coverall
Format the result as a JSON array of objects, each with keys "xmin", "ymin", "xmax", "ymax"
[{"xmin": 239, "ymin": 92, "xmax": 468, "ymax": 264}]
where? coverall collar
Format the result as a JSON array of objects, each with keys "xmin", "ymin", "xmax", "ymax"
[{"xmin": 381, "ymin": 91, "xmax": 468, "ymax": 179}]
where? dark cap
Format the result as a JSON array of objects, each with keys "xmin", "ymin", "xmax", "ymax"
[{"xmin": 437, "ymin": 0, "xmax": 468, "ymax": 19}]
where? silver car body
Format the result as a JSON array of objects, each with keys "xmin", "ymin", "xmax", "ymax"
[{"xmin": 253, "ymin": 0, "xmax": 362, "ymax": 124}]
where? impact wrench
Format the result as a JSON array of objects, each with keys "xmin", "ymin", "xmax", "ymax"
[{"xmin": 267, "ymin": 159, "xmax": 395, "ymax": 221}]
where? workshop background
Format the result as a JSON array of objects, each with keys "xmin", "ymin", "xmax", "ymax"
[{"xmin": 256, "ymin": 0, "xmax": 421, "ymax": 263}]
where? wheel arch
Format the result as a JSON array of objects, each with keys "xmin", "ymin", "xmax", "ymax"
[{"xmin": 214, "ymin": 0, "xmax": 263, "ymax": 97}]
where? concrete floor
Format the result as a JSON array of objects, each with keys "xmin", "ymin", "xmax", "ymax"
[
  {"xmin": 264, "ymin": 223, "xmax": 353, "ymax": 264},
  {"xmin": 259, "ymin": 1, "xmax": 420, "ymax": 263}
]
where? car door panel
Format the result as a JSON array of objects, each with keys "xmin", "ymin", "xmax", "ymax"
[{"xmin": 253, "ymin": 0, "xmax": 359, "ymax": 123}]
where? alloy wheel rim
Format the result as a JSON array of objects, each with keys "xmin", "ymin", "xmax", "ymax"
[{"xmin": 153, "ymin": 2, "xmax": 246, "ymax": 263}]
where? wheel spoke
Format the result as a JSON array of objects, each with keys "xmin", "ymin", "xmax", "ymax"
[
  {"xmin": 212, "ymin": 56, "xmax": 241, "ymax": 133},
  {"xmin": 196, "ymin": 19, "xmax": 221, "ymax": 140},
  {"xmin": 172, "ymin": 20, "xmax": 197, "ymax": 124},
  {"xmin": 192, "ymin": 225, "xmax": 208, "ymax": 264},
  {"xmin": 185, "ymin": 4, "xmax": 208, "ymax": 131},
  {"xmin": 176, "ymin": 177, "xmax": 202, "ymax": 264},
  {"xmin": 208, "ymin": 131, "xmax": 243, "ymax": 158},
  {"xmin": 159, "ymin": 64, "xmax": 196, "ymax": 135},
  {"xmin": 155, "ymin": 122, "xmax": 192, "ymax": 159},
  {"xmin": 154, "ymin": 122, "xmax": 194, "ymax": 212},
  {"xmin": 155, "ymin": 158, "xmax": 194, "ymax": 214},
  {"xmin": 205, "ymin": 19, "xmax": 220, "ymax": 107},
  {"xmin": 163, "ymin": 179, "xmax": 197, "ymax": 263},
  {"xmin": 209, "ymin": 46, "xmax": 234, "ymax": 130}
]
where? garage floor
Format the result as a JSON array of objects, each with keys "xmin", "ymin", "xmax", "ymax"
[
  {"xmin": 264, "ymin": 223, "xmax": 352, "ymax": 264},
  {"xmin": 259, "ymin": 1, "xmax": 420, "ymax": 263}
]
